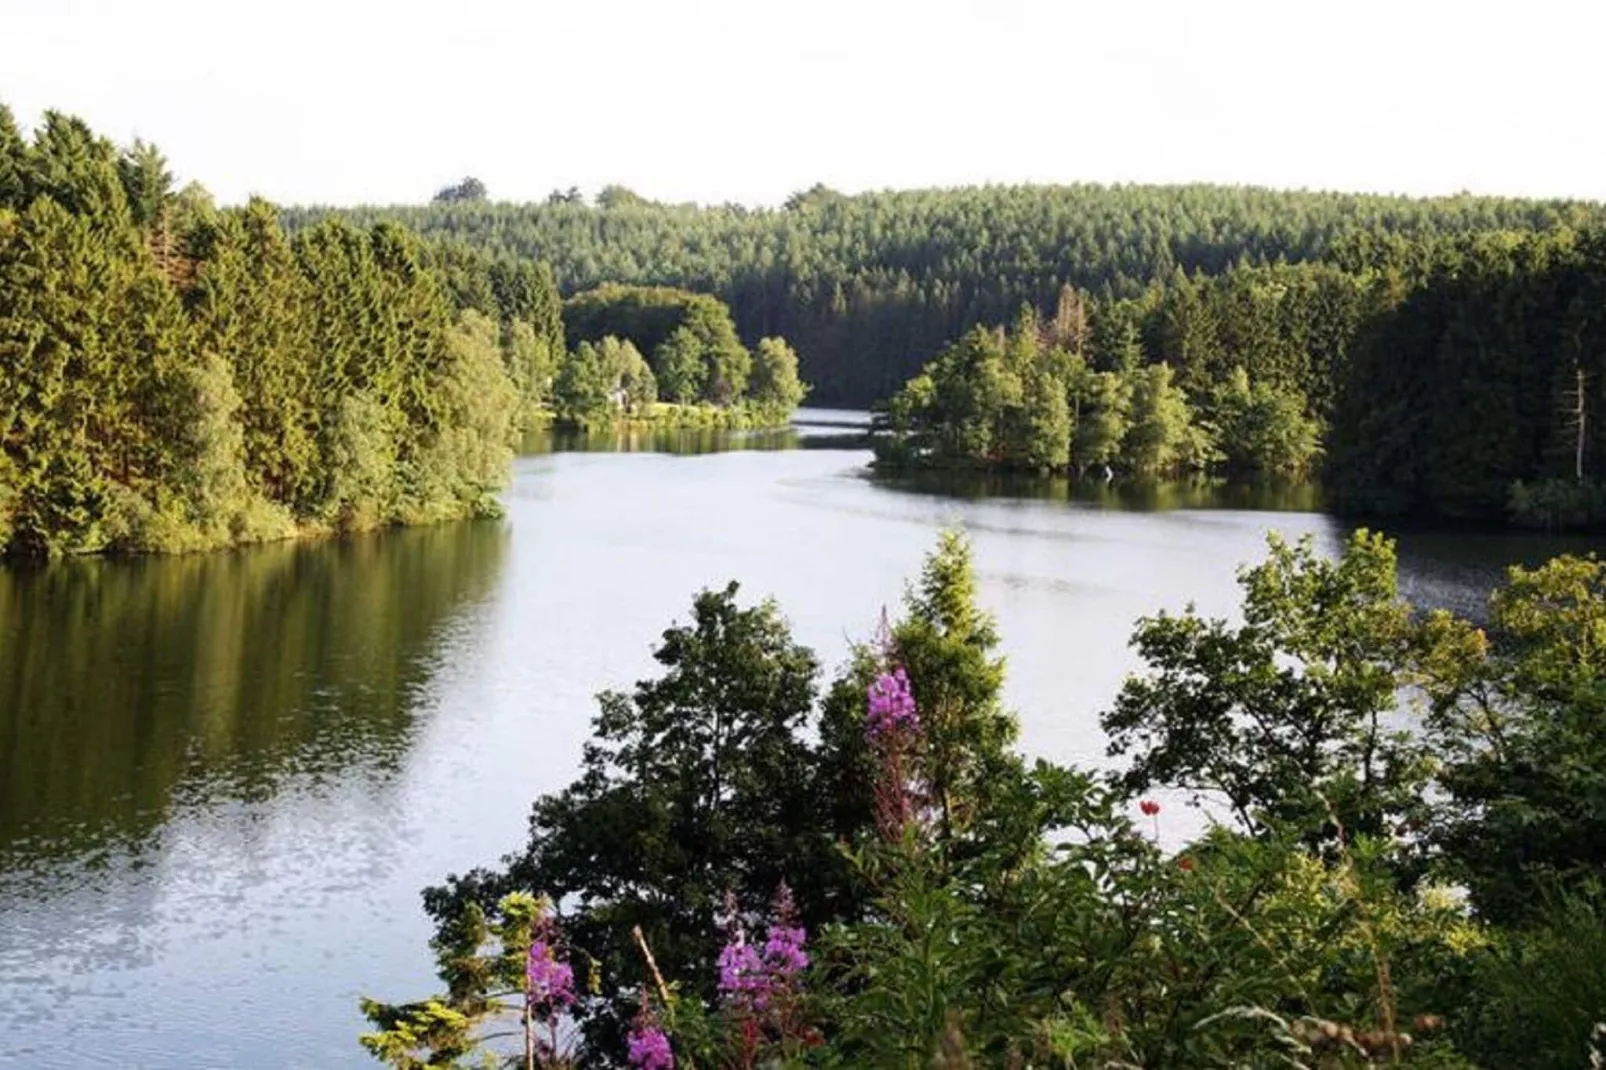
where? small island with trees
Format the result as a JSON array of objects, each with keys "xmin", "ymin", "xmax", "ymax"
[{"xmin": 872, "ymin": 289, "xmax": 1320, "ymax": 480}]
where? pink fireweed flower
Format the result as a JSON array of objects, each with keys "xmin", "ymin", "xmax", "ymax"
[
  {"xmin": 763, "ymin": 923, "xmax": 808, "ymax": 976},
  {"xmin": 628, "ymin": 1024, "xmax": 674, "ymax": 1069},
  {"xmin": 717, "ymin": 938, "xmax": 768, "ymax": 1002},
  {"xmin": 867, "ymin": 667, "xmax": 918, "ymax": 739},
  {"xmin": 526, "ymin": 932, "xmax": 576, "ymax": 1012},
  {"xmin": 763, "ymin": 883, "xmax": 808, "ymax": 977},
  {"xmin": 868, "ymin": 666, "xmax": 921, "ymax": 837},
  {"xmin": 717, "ymin": 884, "xmax": 810, "ymax": 1012}
]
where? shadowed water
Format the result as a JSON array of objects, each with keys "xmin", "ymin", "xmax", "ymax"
[{"xmin": 0, "ymin": 411, "xmax": 1598, "ymax": 1066}]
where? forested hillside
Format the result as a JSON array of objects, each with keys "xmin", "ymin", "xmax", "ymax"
[
  {"xmin": 0, "ymin": 106, "xmax": 560, "ymax": 556},
  {"xmin": 10, "ymin": 105, "xmax": 1598, "ymax": 540},
  {"xmin": 284, "ymin": 185, "xmax": 1602, "ymax": 405}
]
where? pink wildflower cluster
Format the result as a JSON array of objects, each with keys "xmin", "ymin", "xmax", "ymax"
[
  {"xmin": 526, "ymin": 920, "xmax": 576, "ymax": 1013},
  {"xmin": 627, "ymin": 1022, "xmax": 674, "ymax": 1070},
  {"xmin": 715, "ymin": 885, "xmax": 815, "ymax": 1069},
  {"xmin": 866, "ymin": 663, "xmax": 923, "ymax": 838},
  {"xmin": 866, "ymin": 667, "xmax": 919, "ymax": 739},
  {"xmin": 523, "ymin": 913, "xmax": 578, "ymax": 1066},
  {"xmin": 717, "ymin": 884, "xmax": 810, "ymax": 1010}
]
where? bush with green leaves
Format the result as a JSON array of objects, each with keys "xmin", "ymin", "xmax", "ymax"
[{"xmin": 1103, "ymin": 529, "xmax": 1432, "ymax": 844}]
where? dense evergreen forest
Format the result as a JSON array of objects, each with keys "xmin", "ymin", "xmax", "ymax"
[
  {"xmin": 0, "ymin": 107, "xmax": 808, "ymax": 556},
  {"xmin": 291, "ymin": 186, "xmax": 1606, "ymax": 526},
  {"xmin": 283, "ymin": 185, "xmax": 1601, "ymax": 408},
  {"xmin": 0, "ymin": 106, "xmax": 565, "ymax": 556},
  {"xmin": 363, "ymin": 532, "xmax": 1606, "ymax": 1069},
  {"xmin": 878, "ymin": 230, "xmax": 1606, "ymax": 527}
]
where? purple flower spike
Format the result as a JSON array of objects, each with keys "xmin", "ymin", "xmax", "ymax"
[
  {"xmin": 717, "ymin": 938, "xmax": 768, "ymax": 999},
  {"xmin": 763, "ymin": 923, "xmax": 809, "ymax": 976},
  {"xmin": 628, "ymin": 1024, "xmax": 674, "ymax": 1069},
  {"xmin": 867, "ymin": 667, "xmax": 919, "ymax": 739},
  {"xmin": 527, "ymin": 935, "xmax": 576, "ymax": 1011}
]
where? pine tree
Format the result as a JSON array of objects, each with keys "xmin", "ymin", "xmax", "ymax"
[
  {"xmin": 1124, "ymin": 363, "xmax": 1197, "ymax": 477},
  {"xmin": 117, "ymin": 139, "xmax": 173, "ymax": 230},
  {"xmin": 188, "ymin": 199, "xmax": 320, "ymax": 510},
  {"xmin": 0, "ymin": 104, "xmax": 25, "ymax": 210}
]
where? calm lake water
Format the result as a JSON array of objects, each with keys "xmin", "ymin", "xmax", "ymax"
[{"xmin": 1, "ymin": 411, "xmax": 1599, "ymax": 1067}]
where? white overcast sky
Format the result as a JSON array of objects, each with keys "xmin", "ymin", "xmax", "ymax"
[{"xmin": 4, "ymin": 0, "xmax": 1603, "ymax": 207}]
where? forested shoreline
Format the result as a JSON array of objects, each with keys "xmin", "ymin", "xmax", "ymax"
[
  {"xmin": 0, "ymin": 108, "xmax": 806, "ymax": 557},
  {"xmin": 283, "ymin": 185, "xmax": 1600, "ymax": 404},
  {"xmin": 292, "ymin": 185, "xmax": 1606, "ymax": 527},
  {"xmin": 9, "ymin": 98, "xmax": 1606, "ymax": 552},
  {"xmin": 876, "ymin": 229, "xmax": 1606, "ymax": 529}
]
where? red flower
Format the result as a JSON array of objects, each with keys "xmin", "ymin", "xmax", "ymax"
[
  {"xmin": 1139, "ymin": 800, "xmax": 1160, "ymax": 817},
  {"xmin": 1176, "ymin": 855, "xmax": 1195, "ymax": 872}
]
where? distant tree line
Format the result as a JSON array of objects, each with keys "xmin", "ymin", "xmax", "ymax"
[
  {"xmin": 282, "ymin": 184, "xmax": 1601, "ymax": 409},
  {"xmin": 282, "ymin": 183, "xmax": 1606, "ymax": 525},
  {"xmin": 1329, "ymin": 228, "xmax": 1606, "ymax": 526}
]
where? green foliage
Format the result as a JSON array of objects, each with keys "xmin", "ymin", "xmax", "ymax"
[
  {"xmin": 553, "ymin": 284, "xmax": 800, "ymax": 422},
  {"xmin": 1014, "ymin": 365, "xmax": 1072, "ymax": 470},
  {"xmin": 1212, "ymin": 366, "xmax": 1324, "ymax": 476},
  {"xmin": 431, "ymin": 176, "xmax": 487, "ymax": 204},
  {"xmin": 1072, "ymin": 366, "xmax": 1132, "ymax": 472},
  {"xmin": 1104, "ymin": 529, "xmax": 1429, "ymax": 841},
  {"xmin": 596, "ymin": 335, "xmax": 656, "ymax": 415},
  {"xmin": 564, "ymin": 284, "xmax": 747, "ymax": 403},
  {"xmin": 286, "ymin": 184, "xmax": 1606, "ymax": 526},
  {"xmin": 187, "ymin": 198, "xmax": 320, "ymax": 507},
  {"xmin": 360, "ymin": 891, "xmax": 549, "ymax": 1068},
  {"xmin": 826, "ymin": 814, "xmax": 1477, "ymax": 1069},
  {"xmin": 116, "ymin": 138, "xmax": 172, "ymax": 228},
  {"xmin": 0, "ymin": 104, "xmax": 537, "ymax": 556},
  {"xmin": 414, "ymin": 583, "xmax": 829, "ymax": 1057},
  {"xmin": 0, "ymin": 104, "xmax": 24, "ymax": 209},
  {"xmin": 1125, "ymin": 361, "xmax": 1213, "ymax": 476},
  {"xmin": 1508, "ymin": 477, "xmax": 1606, "ymax": 530},
  {"xmin": 749, "ymin": 336, "xmax": 809, "ymax": 414},
  {"xmin": 653, "ymin": 326, "xmax": 707, "ymax": 405},
  {"xmin": 878, "ymin": 318, "xmax": 1220, "ymax": 477},
  {"xmin": 595, "ymin": 185, "xmax": 651, "ymax": 210},
  {"xmin": 552, "ymin": 340, "xmax": 616, "ymax": 428},
  {"xmin": 1329, "ymin": 228, "xmax": 1606, "ymax": 522},
  {"xmin": 370, "ymin": 530, "xmax": 1606, "ymax": 1068},
  {"xmin": 1419, "ymin": 553, "xmax": 1606, "ymax": 921},
  {"xmin": 407, "ymin": 311, "xmax": 520, "ymax": 521},
  {"xmin": 1453, "ymin": 890, "xmax": 1606, "ymax": 1070},
  {"xmin": 285, "ymin": 183, "xmax": 1595, "ymax": 407},
  {"xmin": 898, "ymin": 530, "xmax": 1018, "ymax": 840},
  {"xmin": 683, "ymin": 296, "xmax": 751, "ymax": 405},
  {"xmin": 877, "ymin": 326, "xmax": 1015, "ymax": 468}
]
